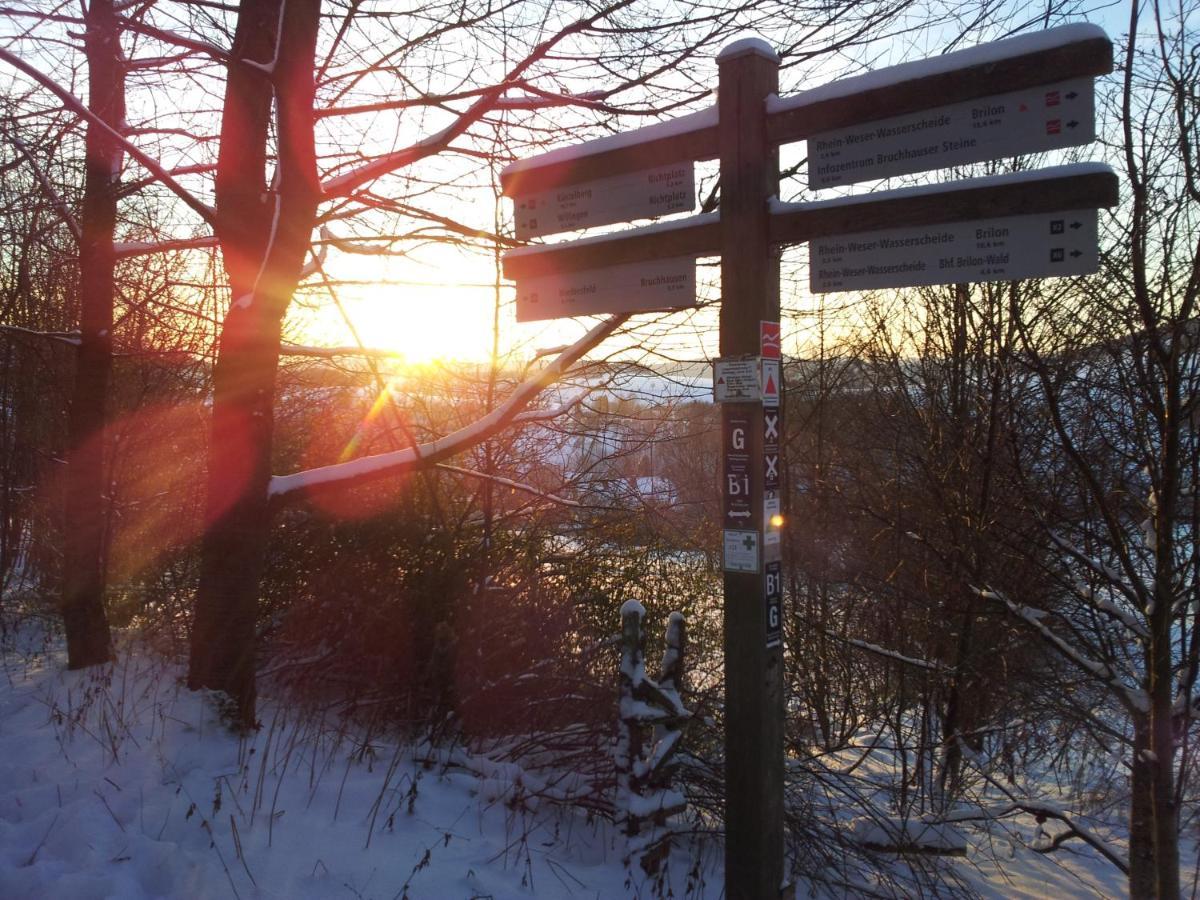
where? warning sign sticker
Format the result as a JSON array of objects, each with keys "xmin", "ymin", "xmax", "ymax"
[{"xmin": 714, "ymin": 358, "xmax": 762, "ymax": 403}]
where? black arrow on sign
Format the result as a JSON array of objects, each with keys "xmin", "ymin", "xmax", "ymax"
[
  {"xmin": 1070, "ymin": 250, "xmax": 1083, "ymax": 258},
  {"xmin": 1066, "ymin": 91, "xmax": 1079, "ymax": 100},
  {"xmin": 1070, "ymin": 221, "xmax": 1082, "ymax": 230},
  {"xmin": 1067, "ymin": 120, "xmax": 1080, "ymax": 129}
]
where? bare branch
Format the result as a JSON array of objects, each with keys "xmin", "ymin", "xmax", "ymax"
[{"xmin": 0, "ymin": 47, "xmax": 217, "ymax": 226}]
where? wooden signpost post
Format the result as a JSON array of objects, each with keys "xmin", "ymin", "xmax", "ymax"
[{"xmin": 500, "ymin": 23, "xmax": 1117, "ymax": 900}]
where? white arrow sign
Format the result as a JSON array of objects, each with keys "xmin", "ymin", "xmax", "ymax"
[
  {"xmin": 808, "ymin": 77, "xmax": 1094, "ymax": 189},
  {"xmin": 811, "ymin": 208, "xmax": 1098, "ymax": 293}
]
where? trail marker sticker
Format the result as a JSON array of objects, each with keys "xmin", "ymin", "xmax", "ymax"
[
  {"xmin": 760, "ymin": 321, "xmax": 781, "ymax": 358},
  {"xmin": 765, "ymin": 560, "xmax": 782, "ymax": 648},
  {"xmin": 764, "ymin": 492, "xmax": 782, "ymax": 547},
  {"xmin": 764, "ymin": 452, "xmax": 779, "ymax": 489},
  {"xmin": 723, "ymin": 413, "xmax": 753, "ymax": 523},
  {"xmin": 760, "ymin": 358, "xmax": 780, "ymax": 407},
  {"xmin": 763, "ymin": 409, "xmax": 780, "ymax": 443}
]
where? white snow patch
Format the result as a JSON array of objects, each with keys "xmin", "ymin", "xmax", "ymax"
[
  {"xmin": 0, "ymin": 631, "xmax": 686, "ymax": 900},
  {"xmin": 769, "ymin": 163, "xmax": 1115, "ymax": 213},
  {"xmin": 768, "ymin": 24, "xmax": 1107, "ymax": 112},
  {"xmin": 620, "ymin": 599, "xmax": 646, "ymax": 620},
  {"xmin": 501, "ymin": 106, "xmax": 718, "ymax": 179},
  {"xmin": 504, "ymin": 210, "xmax": 718, "ymax": 260},
  {"xmin": 718, "ymin": 36, "xmax": 779, "ymax": 62}
]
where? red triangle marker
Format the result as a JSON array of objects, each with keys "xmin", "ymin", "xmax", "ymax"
[{"xmin": 764, "ymin": 373, "xmax": 776, "ymax": 395}]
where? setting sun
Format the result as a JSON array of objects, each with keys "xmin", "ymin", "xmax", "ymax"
[{"xmin": 289, "ymin": 246, "xmax": 503, "ymax": 363}]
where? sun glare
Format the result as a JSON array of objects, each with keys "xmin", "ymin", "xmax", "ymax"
[
  {"xmin": 292, "ymin": 260, "xmax": 502, "ymax": 365},
  {"xmin": 343, "ymin": 285, "xmax": 498, "ymax": 364},
  {"xmin": 290, "ymin": 246, "xmax": 606, "ymax": 368}
]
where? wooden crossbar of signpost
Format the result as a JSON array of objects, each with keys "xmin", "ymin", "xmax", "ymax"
[{"xmin": 500, "ymin": 168, "xmax": 1117, "ymax": 281}]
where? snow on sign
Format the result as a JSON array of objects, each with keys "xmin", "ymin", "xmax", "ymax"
[
  {"xmin": 513, "ymin": 163, "xmax": 695, "ymax": 240},
  {"xmin": 515, "ymin": 256, "xmax": 695, "ymax": 322},
  {"xmin": 811, "ymin": 208, "xmax": 1098, "ymax": 293},
  {"xmin": 808, "ymin": 77, "xmax": 1094, "ymax": 189}
]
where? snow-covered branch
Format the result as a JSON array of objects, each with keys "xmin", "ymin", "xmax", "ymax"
[
  {"xmin": 320, "ymin": 90, "xmax": 500, "ymax": 197},
  {"xmin": 0, "ymin": 324, "xmax": 81, "ymax": 346},
  {"xmin": 116, "ymin": 17, "xmax": 229, "ymax": 62},
  {"xmin": 318, "ymin": 83, "xmax": 608, "ymax": 118},
  {"xmin": 113, "ymin": 236, "xmax": 219, "ymax": 258},
  {"xmin": 268, "ymin": 314, "xmax": 629, "ymax": 503},
  {"xmin": 513, "ymin": 389, "xmax": 591, "ymax": 423},
  {"xmin": 947, "ymin": 739, "xmax": 1131, "ymax": 876},
  {"xmin": 975, "ymin": 586, "xmax": 1149, "ymax": 715},
  {"xmin": 835, "ymin": 633, "xmax": 953, "ymax": 673},
  {"xmin": 277, "ymin": 343, "xmax": 399, "ymax": 359},
  {"xmin": 434, "ymin": 463, "xmax": 583, "ymax": 508},
  {"xmin": 1048, "ymin": 532, "xmax": 1150, "ymax": 638}
]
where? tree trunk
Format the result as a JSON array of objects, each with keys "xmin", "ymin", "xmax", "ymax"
[
  {"xmin": 188, "ymin": 0, "xmax": 321, "ymax": 728},
  {"xmin": 1150, "ymin": 582, "xmax": 1181, "ymax": 898},
  {"xmin": 1129, "ymin": 720, "xmax": 1155, "ymax": 898},
  {"xmin": 61, "ymin": 0, "xmax": 124, "ymax": 669}
]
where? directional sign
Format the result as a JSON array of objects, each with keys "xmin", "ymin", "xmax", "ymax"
[
  {"xmin": 513, "ymin": 163, "xmax": 695, "ymax": 240},
  {"xmin": 515, "ymin": 256, "xmax": 694, "ymax": 322},
  {"xmin": 724, "ymin": 529, "xmax": 760, "ymax": 573},
  {"xmin": 811, "ymin": 208, "xmax": 1098, "ymax": 293},
  {"xmin": 808, "ymin": 77, "xmax": 1094, "ymax": 188}
]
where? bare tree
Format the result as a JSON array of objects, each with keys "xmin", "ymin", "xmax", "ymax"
[
  {"xmin": 981, "ymin": 5, "xmax": 1200, "ymax": 894},
  {"xmin": 59, "ymin": 0, "xmax": 125, "ymax": 668}
]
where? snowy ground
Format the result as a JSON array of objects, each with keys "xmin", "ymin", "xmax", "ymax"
[
  {"xmin": 0, "ymin": 627, "xmax": 691, "ymax": 900},
  {"xmin": 0, "ymin": 624, "xmax": 1156, "ymax": 898}
]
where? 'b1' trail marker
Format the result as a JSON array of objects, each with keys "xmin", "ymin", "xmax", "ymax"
[{"xmin": 500, "ymin": 23, "xmax": 1116, "ymax": 900}]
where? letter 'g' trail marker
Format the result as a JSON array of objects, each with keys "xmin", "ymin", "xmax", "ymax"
[{"xmin": 500, "ymin": 24, "xmax": 1116, "ymax": 900}]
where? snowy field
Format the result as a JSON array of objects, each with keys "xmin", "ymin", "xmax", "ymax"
[
  {"xmin": 0, "ymin": 625, "xmax": 700, "ymax": 900},
  {"xmin": 0, "ymin": 622, "xmax": 1159, "ymax": 898}
]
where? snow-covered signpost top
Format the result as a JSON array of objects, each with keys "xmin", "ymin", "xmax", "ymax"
[{"xmin": 499, "ymin": 23, "xmax": 1116, "ymax": 900}]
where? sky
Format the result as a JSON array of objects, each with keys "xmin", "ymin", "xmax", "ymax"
[
  {"xmin": 0, "ymin": 0, "xmax": 1130, "ymax": 369},
  {"xmin": 286, "ymin": 2, "xmax": 1130, "ymax": 368}
]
